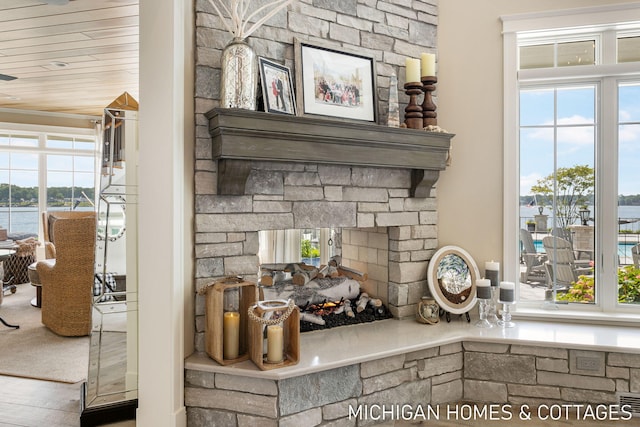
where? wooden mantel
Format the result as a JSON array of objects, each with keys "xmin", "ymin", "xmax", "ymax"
[{"xmin": 206, "ymin": 108, "xmax": 454, "ymax": 197}]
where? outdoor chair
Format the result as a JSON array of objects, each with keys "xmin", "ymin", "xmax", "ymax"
[
  {"xmin": 519, "ymin": 228, "xmax": 547, "ymax": 284},
  {"xmin": 36, "ymin": 212, "xmax": 96, "ymax": 336},
  {"xmin": 542, "ymin": 236, "xmax": 592, "ymax": 291}
]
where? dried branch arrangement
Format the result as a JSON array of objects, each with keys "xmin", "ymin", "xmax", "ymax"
[{"xmin": 206, "ymin": 0, "xmax": 294, "ymax": 40}]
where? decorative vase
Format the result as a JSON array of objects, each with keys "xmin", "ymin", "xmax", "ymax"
[{"xmin": 220, "ymin": 37, "xmax": 257, "ymax": 110}]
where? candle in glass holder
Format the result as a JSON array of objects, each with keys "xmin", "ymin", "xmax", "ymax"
[
  {"xmin": 499, "ymin": 282, "xmax": 515, "ymax": 303},
  {"xmin": 485, "ymin": 260, "xmax": 500, "ymax": 287},
  {"xmin": 266, "ymin": 324, "xmax": 284, "ymax": 363},
  {"xmin": 476, "ymin": 278, "xmax": 492, "ymax": 299},
  {"xmin": 223, "ymin": 311, "xmax": 240, "ymax": 359}
]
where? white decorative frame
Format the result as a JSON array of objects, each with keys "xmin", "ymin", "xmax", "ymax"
[
  {"xmin": 427, "ymin": 245, "xmax": 479, "ymax": 315},
  {"xmin": 294, "ymin": 39, "xmax": 377, "ymax": 123}
]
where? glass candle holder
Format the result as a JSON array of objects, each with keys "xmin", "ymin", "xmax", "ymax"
[
  {"xmin": 475, "ymin": 278, "xmax": 493, "ymax": 328},
  {"xmin": 498, "ymin": 281, "xmax": 516, "ymax": 328}
]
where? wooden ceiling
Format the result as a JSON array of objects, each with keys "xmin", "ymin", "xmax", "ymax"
[{"xmin": 0, "ymin": 0, "xmax": 139, "ymax": 117}]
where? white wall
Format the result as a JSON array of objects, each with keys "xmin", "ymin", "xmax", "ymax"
[{"xmin": 437, "ymin": 0, "xmax": 640, "ymax": 273}]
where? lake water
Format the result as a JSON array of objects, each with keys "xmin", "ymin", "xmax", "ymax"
[
  {"xmin": 0, "ymin": 206, "xmax": 93, "ymax": 235},
  {"xmin": 521, "ymin": 205, "xmax": 640, "ymax": 232}
]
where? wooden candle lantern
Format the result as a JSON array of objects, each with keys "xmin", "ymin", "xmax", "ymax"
[
  {"xmin": 248, "ymin": 299, "xmax": 300, "ymax": 370},
  {"xmin": 201, "ymin": 276, "xmax": 257, "ymax": 365}
]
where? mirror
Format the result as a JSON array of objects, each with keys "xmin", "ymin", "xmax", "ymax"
[
  {"xmin": 83, "ymin": 93, "xmax": 138, "ymax": 422},
  {"xmin": 427, "ymin": 245, "xmax": 479, "ymax": 315}
]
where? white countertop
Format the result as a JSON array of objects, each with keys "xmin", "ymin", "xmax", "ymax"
[{"xmin": 185, "ymin": 318, "xmax": 640, "ymax": 380}]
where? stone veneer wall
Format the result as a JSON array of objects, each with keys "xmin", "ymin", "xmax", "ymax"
[
  {"xmin": 194, "ymin": 162, "xmax": 439, "ymax": 352},
  {"xmin": 184, "ymin": 342, "xmax": 640, "ymax": 426},
  {"xmin": 341, "ymin": 228, "xmax": 390, "ymax": 305}
]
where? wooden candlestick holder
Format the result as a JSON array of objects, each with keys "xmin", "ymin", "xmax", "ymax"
[
  {"xmin": 404, "ymin": 82, "xmax": 424, "ymax": 129},
  {"xmin": 421, "ymin": 76, "xmax": 437, "ymax": 127}
]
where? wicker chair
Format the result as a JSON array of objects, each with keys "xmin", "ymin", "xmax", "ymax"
[{"xmin": 36, "ymin": 212, "xmax": 96, "ymax": 336}]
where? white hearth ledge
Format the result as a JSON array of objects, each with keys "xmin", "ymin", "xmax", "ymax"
[{"xmin": 185, "ymin": 319, "xmax": 640, "ymax": 380}]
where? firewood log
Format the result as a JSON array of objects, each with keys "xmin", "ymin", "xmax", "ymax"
[
  {"xmin": 260, "ymin": 263, "xmax": 295, "ymax": 272},
  {"xmin": 338, "ymin": 266, "xmax": 368, "ymax": 282},
  {"xmin": 300, "ymin": 312, "xmax": 325, "ymax": 325},
  {"xmin": 317, "ymin": 265, "xmax": 329, "ymax": 278},
  {"xmin": 259, "ymin": 271, "xmax": 273, "ymax": 286},
  {"xmin": 343, "ymin": 300, "xmax": 355, "ymax": 318},
  {"xmin": 369, "ymin": 298, "xmax": 382, "ymax": 308},
  {"xmin": 292, "ymin": 267, "xmax": 318, "ymax": 286},
  {"xmin": 356, "ymin": 293, "xmax": 370, "ymax": 313},
  {"xmin": 327, "ymin": 266, "xmax": 339, "ymax": 277},
  {"xmin": 329, "ymin": 255, "xmax": 342, "ymax": 267}
]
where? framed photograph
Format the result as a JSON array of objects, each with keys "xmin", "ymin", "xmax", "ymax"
[
  {"xmin": 294, "ymin": 39, "xmax": 377, "ymax": 123},
  {"xmin": 258, "ymin": 57, "xmax": 296, "ymax": 115}
]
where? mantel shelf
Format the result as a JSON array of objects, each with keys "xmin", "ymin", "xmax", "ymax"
[{"xmin": 206, "ymin": 108, "xmax": 454, "ymax": 197}]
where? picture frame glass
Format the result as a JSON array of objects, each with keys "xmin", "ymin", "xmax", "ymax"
[
  {"xmin": 259, "ymin": 57, "xmax": 296, "ymax": 115},
  {"xmin": 297, "ymin": 41, "xmax": 376, "ymax": 122}
]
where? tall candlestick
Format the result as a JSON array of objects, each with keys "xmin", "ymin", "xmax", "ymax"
[
  {"xmin": 223, "ymin": 311, "xmax": 240, "ymax": 359},
  {"xmin": 266, "ymin": 324, "xmax": 284, "ymax": 363},
  {"xmin": 403, "ymin": 82, "xmax": 424, "ymax": 129},
  {"xmin": 421, "ymin": 76, "xmax": 437, "ymax": 127},
  {"xmin": 405, "ymin": 58, "xmax": 421, "ymax": 83},
  {"xmin": 421, "ymin": 53, "xmax": 436, "ymax": 77}
]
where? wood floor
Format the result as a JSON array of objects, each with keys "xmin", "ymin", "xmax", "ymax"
[{"xmin": 0, "ymin": 375, "xmax": 133, "ymax": 427}]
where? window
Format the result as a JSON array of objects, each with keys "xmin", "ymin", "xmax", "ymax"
[
  {"xmin": 503, "ymin": 5, "xmax": 640, "ymax": 317},
  {"xmin": 0, "ymin": 128, "xmax": 97, "ymax": 237}
]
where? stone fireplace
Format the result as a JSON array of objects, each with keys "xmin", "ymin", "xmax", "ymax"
[{"xmin": 193, "ymin": 108, "xmax": 453, "ymax": 351}]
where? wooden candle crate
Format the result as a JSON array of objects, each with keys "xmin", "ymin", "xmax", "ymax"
[
  {"xmin": 248, "ymin": 302, "xmax": 300, "ymax": 370},
  {"xmin": 203, "ymin": 276, "xmax": 257, "ymax": 366}
]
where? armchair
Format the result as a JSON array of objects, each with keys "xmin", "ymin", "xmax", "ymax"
[{"xmin": 36, "ymin": 212, "xmax": 96, "ymax": 336}]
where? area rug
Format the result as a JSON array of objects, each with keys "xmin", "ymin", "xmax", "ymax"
[{"xmin": 0, "ymin": 284, "xmax": 89, "ymax": 383}]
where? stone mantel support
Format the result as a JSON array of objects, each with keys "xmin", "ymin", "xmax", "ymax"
[{"xmin": 206, "ymin": 108, "xmax": 454, "ymax": 197}]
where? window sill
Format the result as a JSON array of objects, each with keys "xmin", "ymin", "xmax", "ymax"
[{"xmin": 514, "ymin": 305, "xmax": 640, "ymax": 326}]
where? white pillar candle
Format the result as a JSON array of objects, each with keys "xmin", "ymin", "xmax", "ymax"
[
  {"xmin": 266, "ymin": 324, "xmax": 284, "ymax": 363},
  {"xmin": 485, "ymin": 260, "xmax": 500, "ymax": 287},
  {"xmin": 476, "ymin": 278, "xmax": 492, "ymax": 299},
  {"xmin": 405, "ymin": 58, "xmax": 421, "ymax": 83},
  {"xmin": 223, "ymin": 311, "xmax": 240, "ymax": 359},
  {"xmin": 499, "ymin": 281, "xmax": 515, "ymax": 303},
  {"xmin": 421, "ymin": 53, "xmax": 436, "ymax": 77}
]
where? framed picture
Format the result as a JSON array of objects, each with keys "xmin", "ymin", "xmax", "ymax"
[
  {"xmin": 294, "ymin": 39, "xmax": 377, "ymax": 123},
  {"xmin": 258, "ymin": 57, "xmax": 296, "ymax": 115}
]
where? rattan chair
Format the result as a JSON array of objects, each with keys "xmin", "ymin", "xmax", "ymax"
[{"xmin": 36, "ymin": 212, "xmax": 96, "ymax": 336}]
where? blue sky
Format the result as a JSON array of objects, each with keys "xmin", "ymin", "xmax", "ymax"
[{"xmin": 520, "ymin": 83, "xmax": 640, "ymax": 196}]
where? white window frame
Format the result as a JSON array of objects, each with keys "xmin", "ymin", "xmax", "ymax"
[
  {"xmin": 502, "ymin": 3, "xmax": 640, "ymax": 322},
  {"xmin": 0, "ymin": 122, "xmax": 99, "ymax": 240}
]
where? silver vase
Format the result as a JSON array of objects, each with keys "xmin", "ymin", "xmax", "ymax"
[{"xmin": 220, "ymin": 38, "xmax": 257, "ymax": 110}]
